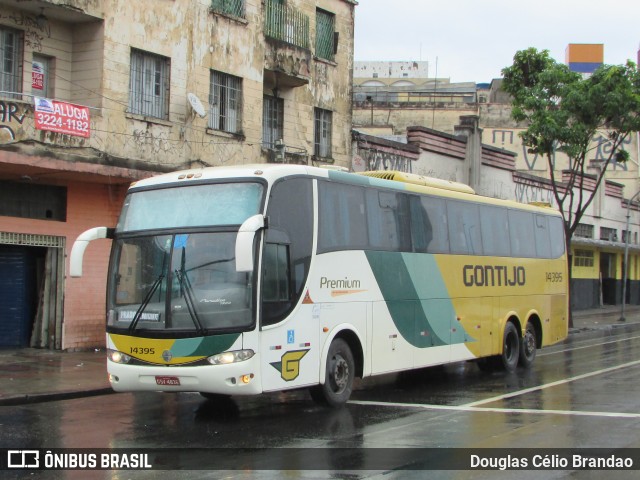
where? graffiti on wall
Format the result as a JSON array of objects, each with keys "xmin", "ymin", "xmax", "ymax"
[
  {"xmin": 364, "ymin": 149, "xmax": 413, "ymax": 173},
  {"xmin": 489, "ymin": 128, "xmax": 634, "ymax": 172},
  {"xmin": 593, "ymin": 134, "xmax": 632, "ymax": 169},
  {"xmin": 0, "ymin": 11, "xmax": 51, "ymax": 52},
  {"xmin": 127, "ymin": 128, "xmax": 178, "ymax": 156},
  {"xmin": 514, "ymin": 181, "xmax": 555, "ymax": 206},
  {"xmin": 0, "ymin": 101, "xmax": 28, "ymax": 142}
]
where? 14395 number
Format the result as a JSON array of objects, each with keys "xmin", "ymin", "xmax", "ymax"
[
  {"xmin": 130, "ymin": 347, "xmax": 155, "ymax": 355},
  {"xmin": 545, "ymin": 272, "xmax": 563, "ymax": 283}
]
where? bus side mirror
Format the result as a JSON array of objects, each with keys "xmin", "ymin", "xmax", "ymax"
[
  {"xmin": 236, "ymin": 215, "xmax": 266, "ymax": 272},
  {"xmin": 69, "ymin": 227, "xmax": 113, "ymax": 277}
]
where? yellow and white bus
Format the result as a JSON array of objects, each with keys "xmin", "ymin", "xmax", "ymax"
[{"xmin": 71, "ymin": 164, "xmax": 568, "ymax": 407}]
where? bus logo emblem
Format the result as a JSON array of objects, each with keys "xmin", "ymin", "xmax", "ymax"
[
  {"xmin": 270, "ymin": 349, "xmax": 309, "ymax": 381},
  {"xmin": 162, "ymin": 350, "xmax": 173, "ymax": 362}
]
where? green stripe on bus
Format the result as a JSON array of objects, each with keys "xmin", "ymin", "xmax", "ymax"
[
  {"xmin": 365, "ymin": 251, "xmax": 475, "ymax": 347},
  {"xmin": 171, "ymin": 333, "xmax": 240, "ymax": 357}
]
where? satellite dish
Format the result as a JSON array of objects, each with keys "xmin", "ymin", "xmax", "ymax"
[{"xmin": 187, "ymin": 93, "xmax": 206, "ymax": 118}]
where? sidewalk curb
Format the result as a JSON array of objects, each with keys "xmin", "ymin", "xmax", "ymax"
[
  {"xmin": 567, "ymin": 320, "xmax": 640, "ymax": 340},
  {"xmin": 0, "ymin": 387, "xmax": 115, "ymax": 407}
]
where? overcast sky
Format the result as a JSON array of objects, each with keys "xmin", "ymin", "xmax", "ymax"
[{"xmin": 354, "ymin": 0, "xmax": 640, "ymax": 83}]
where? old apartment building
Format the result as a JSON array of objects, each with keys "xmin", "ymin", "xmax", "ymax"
[{"xmin": 0, "ymin": 0, "xmax": 356, "ymax": 349}]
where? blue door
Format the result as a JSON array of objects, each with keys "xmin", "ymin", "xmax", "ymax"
[{"xmin": 0, "ymin": 246, "xmax": 37, "ymax": 347}]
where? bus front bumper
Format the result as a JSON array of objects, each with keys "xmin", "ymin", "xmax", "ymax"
[{"xmin": 107, "ymin": 357, "xmax": 262, "ymax": 396}]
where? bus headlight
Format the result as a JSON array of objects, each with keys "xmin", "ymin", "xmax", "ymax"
[
  {"xmin": 207, "ymin": 349, "xmax": 255, "ymax": 365},
  {"xmin": 108, "ymin": 349, "xmax": 131, "ymax": 364}
]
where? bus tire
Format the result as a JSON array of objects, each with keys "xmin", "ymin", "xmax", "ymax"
[
  {"xmin": 519, "ymin": 322, "xmax": 537, "ymax": 368},
  {"xmin": 310, "ymin": 338, "xmax": 354, "ymax": 408},
  {"xmin": 500, "ymin": 322, "xmax": 520, "ymax": 372}
]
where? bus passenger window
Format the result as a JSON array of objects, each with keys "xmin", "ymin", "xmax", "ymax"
[
  {"xmin": 534, "ymin": 215, "xmax": 552, "ymax": 258},
  {"xmin": 508, "ymin": 210, "xmax": 536, "ymax": 258},
  {"xmin": 548, "ymin": 216, "xmax": 566, "ymax": 258},
  {"xmin": 480, "ymin": 205, "xmax": 511, "ymax": 257},
  {"xmin": 409, "ymin": 195, "xmax": 449, "ymax": 253},
  {"xmin": 318, "ymin": 182, "xmax": 368, "ymax": 251},
  {"xmin": 447, "ymin": 200, "xmax": 482, "ymax": 255},
  {"xmin": 366, "ymin": 191, "xmax": 411, "ymax": 252}
]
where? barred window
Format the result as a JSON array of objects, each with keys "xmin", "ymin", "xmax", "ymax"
[
  {"xmin": 209, "ymin": 71, "xmax": 242, "ymax": 133},
  {"xmin": 314, "ymin": 108, "xmax": 332, "ymax": 159},
  {"xmin": 210, "ymin": 0, "xmax": 245, "ymax": 18},
  {"xmin": 262, "ymin": 95, "xmax": 283, "ymax": 148},
  {"xmin": 574, "ymin": 249, "xmax": 594, "ymax": 267},
  {"xmin": 315, "ymin": 9, "xmax": 335, "ymax": 61},
  {"xmin": 128, "ymin": 49, "xmax": 170, "ymax": 119},
  {"xmin": 0, "ymin": 26, "xmax": 23, "ymax": 100},
  {"xmin": 600, "ymin": 227, "xmax": 617, "ymax": 242},
  {"xmin": 574, "ymin": 223, "xmax": 594, "ymax": 239}
]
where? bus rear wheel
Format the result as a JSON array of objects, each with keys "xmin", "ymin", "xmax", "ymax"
[
  {"xmin": 310, "ymin": 338, "xmax": 354, "ymax": 408},
  {"xmin": 501, "ymin": 322, "xmax": 520, "ymax": 372},
  {"xmin": 519, "ymin": 322, "xmax": 537, "ymax": 368}
]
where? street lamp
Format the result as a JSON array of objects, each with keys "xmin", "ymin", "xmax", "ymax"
[{"xmin": 620, "ymin": 189, "xmax": 640, "ymax": 321}]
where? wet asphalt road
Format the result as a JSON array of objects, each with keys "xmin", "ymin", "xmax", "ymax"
[{"xmin": 2, "ymin": 329, "xmax": 640, "ymax": 479}]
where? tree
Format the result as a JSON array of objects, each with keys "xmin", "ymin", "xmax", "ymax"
[{"xmin": 502, "ymin": 48, "xmax": 640, "ymax": 319}]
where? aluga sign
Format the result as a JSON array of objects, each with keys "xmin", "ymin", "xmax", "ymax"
[{"xmin": 71, "ymin": 165, "xmax": 568, "ymax": 407}]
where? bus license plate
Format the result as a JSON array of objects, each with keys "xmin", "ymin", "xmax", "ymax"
[{"xmin": 155, "ymin": 376, "xmax": 180, "ymax": 386}]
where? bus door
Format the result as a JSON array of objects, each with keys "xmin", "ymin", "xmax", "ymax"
[{"xmin": 257, "ymin": 177, "xmax": 315, "ymax": 391}]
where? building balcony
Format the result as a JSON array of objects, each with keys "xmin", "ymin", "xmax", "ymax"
[
  {"xmin": 264, "ymin": 0, "xmax": 309, "ymax": 50},
  {"xmin": 0, "ymin": 0, "xmax": 103, "ymax": 23},
  {"xmin": 263, "ymin": 0, "xmax": 311, "ymax": 88}
]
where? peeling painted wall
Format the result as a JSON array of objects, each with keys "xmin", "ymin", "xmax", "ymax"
[{"xmin": 1, "ymin": 0, "xmax": 355, "ymax": 168}]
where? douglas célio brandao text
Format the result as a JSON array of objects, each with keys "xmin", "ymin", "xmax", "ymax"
[{"xmin": 470, "ymin": 453, "xmax": 634, "ymax": 470}]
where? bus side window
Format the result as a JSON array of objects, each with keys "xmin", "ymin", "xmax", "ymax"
[
  {"xmin": 508, "ymin": 210, "xmax": 536, "ymax": 258},
  {"xmin": 534, "ymin": 215, "xmax": 552, "ymax": 258},
  {"xmin": 480, "ymin": 205, "xmax": 511, "ymax": 257},
  {"xmin": 548, "ymin": 216, "xmax": 566, "ymax": 258},
  {"xmin": 447, "ymin": 200, "xmax": 482, "ymax": 255},
  {"xmin": 319, "ymin": 182, "xmax": 368, "ymax": 251},
  {"xmin": 366, "ymin": 190, "xmax": 411, "ymax": 252},
  {"xmin": 418, "ymin": 197, "xmax": 449, "ymax": 253}
]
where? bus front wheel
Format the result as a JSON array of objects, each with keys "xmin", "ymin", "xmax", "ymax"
[
  {"xmin": 310, "ymin": 338, "xmax": 354, "ymax": 408},
  {"xmin": 501, "ymin": 322, "xmax": 520, "ymax": 372}
]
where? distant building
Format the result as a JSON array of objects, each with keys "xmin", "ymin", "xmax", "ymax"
[
  {"xmin": 565, "ymin": 43, "xmax": 604, "ymax": 75},
  {"xmin": 354, "ymin": 61, "xmax": 430, "ymax": 86}
]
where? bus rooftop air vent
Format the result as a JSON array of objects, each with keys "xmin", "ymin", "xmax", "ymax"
[{"xmin": 358, "ymin": 171, "xmax": 475, "ymax": 194}]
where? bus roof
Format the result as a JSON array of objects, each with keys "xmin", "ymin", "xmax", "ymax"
[{"xmin": 129, "ymin": 164, "xmax": 562, "ymax": 216}]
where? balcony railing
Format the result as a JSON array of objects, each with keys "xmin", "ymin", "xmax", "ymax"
[
  {"xmin": 264, "ymin": 0, "xmax": 309, "ymax": 50},
  {"xmin": 210, "ymin": 0, "xmax": 245, "ymax": 19}
]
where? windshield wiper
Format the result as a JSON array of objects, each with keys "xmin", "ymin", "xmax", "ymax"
[
  {"xmin": 175, "ymin": 247, "xmax": 206, "ymax": 335},
  {"xmin": 129, "ymin": 273, "xmax": 164, "ymax": 332},
  {"xmin": 174, "ymin": 268, "xmax": 206, "ymax": 335}
]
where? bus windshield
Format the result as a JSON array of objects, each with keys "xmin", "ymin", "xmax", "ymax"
[
  {"xmin": 108, "ymin": 232, "xmax": 254, "ymax": 334},
  {"xmin": 107, "ymin": 181, "xmax": 264, "ymax": 335},
  {"xmin": 117, "ymin": 182, "xmax": 264, "ymax": 232}
]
